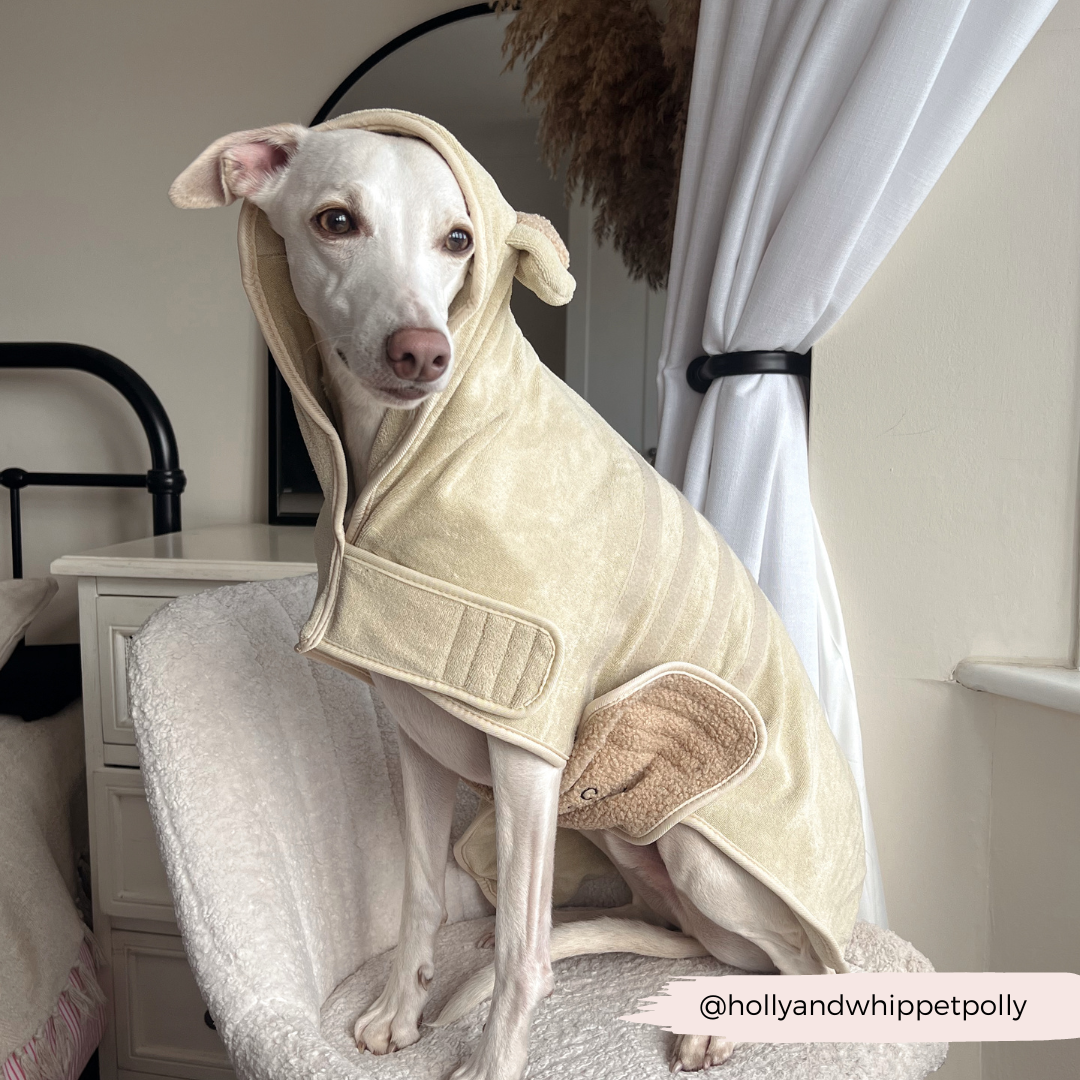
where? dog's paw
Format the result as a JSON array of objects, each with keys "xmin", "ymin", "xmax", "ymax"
[
  {"xmin": 448, "ymin": 1046, "xmax": 528, "ymax": 1080},
  {"xmin": 354, "ymin": 988, "xmax": 425, "ymax": 1055},
  {"xmin": 669, "ymin": 1034, "xmax": 735, "ymax": 1072}
]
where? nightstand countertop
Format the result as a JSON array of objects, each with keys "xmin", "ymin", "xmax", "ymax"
[{"xmin": 50, "ymin": 523, "xmax": 316, "ymax": 580}]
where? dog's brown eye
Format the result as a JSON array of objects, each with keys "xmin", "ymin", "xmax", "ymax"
[
  {"xmin": 446, "ymin": 228, "xmax": 472, "ymax": 253},
  {"xmin": 317, "ymin": 208, "xmax": 356, "ymax": 235}
]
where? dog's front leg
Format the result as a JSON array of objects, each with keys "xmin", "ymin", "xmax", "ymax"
[
  {"xmin": 451, "ymin": 737, "xmax": 560, "ymax": 1080},
  {"xmin": 354, "ymin": 725, "xmax": 458, "ymax": 1055}
]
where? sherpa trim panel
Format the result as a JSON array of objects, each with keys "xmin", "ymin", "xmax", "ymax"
[{"xmin": 556, "ymin": 663, "xmax": 767, "ymax": 839}]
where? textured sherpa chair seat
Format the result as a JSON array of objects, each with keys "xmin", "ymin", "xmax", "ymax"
[
  {"xmin": 128, "ymin": 576, "xmax": 946, "ymax": 1080},
  {"xmin": 323, "ymin": 919, "xmax": 946, "ymax": 1080}
]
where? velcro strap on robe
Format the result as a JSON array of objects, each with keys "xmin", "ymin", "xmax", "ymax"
[{"xmin": 313, "ymin": 544, "xmax": 562, "ymax": 717}]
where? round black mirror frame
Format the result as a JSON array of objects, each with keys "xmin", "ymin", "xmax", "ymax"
[{"xmin": 268, "ymin": 4, "xmax": 498, "ymax": 526}]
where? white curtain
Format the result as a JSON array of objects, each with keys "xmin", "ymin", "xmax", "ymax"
[{"xmin": 656, "ymin": 0, "xmax": 1057, "ymax": 927}]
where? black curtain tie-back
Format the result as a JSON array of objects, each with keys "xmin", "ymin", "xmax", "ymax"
[{"xmin": 686, "ymin": 350, "xmax": 811, "ymax": 394}]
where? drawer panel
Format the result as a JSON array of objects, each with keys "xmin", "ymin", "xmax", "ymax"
[
  {"xmin": 112, "ymin": 930, "xmax": 234, "ymax": 1080},
  {"xmin": 94, "ymin": 768, "xmax": 174, "ymax": 922},
  {"xmin": 97, "ymin": 594, "xmax": 174, "ymax": 745}
]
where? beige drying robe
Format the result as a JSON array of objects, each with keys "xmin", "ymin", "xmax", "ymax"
[{"xmin": 237, "ymin": 109, "xmax": 865, "ymax": 973}]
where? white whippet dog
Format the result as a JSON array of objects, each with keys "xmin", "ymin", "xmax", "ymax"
[{"xmin": 171, "ymin": 124, "xmax": 832, "ymax": 1080}]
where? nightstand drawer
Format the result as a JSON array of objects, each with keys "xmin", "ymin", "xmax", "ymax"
[
  {"xmin": 94, "ymin": 768, "xmax": 174, "ymax": 921},
  {"xmin": 97, "ymin": 594, "xmax": 174, "ymax": 745},
  {"xmin": 112, "ymin": 930, "xmax": 234, "ymax": 1080}
]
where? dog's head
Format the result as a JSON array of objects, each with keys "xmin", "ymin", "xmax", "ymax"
[{"xmin": 171, "ymin": 124, "xmax": 473, "ymax": 409}]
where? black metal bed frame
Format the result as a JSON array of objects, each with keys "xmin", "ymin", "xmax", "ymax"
[
  {"xmin": 1, "ymin": 342, "xmax": 185, "ymax": 576},
  {"xmin": 0, "ymin": 342, "xmax": 185, "ymax": 719}
]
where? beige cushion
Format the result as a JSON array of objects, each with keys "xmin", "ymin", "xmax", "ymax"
[{"xmin": 0, "ymin": 577, "xmax": 57, "ymax": 668}]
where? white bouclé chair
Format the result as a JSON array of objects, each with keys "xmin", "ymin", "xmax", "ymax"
[{"xmin": 128, "ymin": 576, "xmax": 947, "ymax": 1080}]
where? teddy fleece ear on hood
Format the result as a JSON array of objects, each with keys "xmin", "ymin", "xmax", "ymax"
[{"xmin": 508, "ymin": 212, "xmax": 576, "ymax": 307}]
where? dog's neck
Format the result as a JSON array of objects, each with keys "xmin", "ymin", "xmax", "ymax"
[{"xmin": 317, "ymin": 336, "xmax": 387, "ymax": 501}]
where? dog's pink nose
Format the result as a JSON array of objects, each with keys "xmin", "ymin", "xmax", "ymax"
[{"xmin": 386, "ymin": 328, "xmax": 451, "ymax": 383}]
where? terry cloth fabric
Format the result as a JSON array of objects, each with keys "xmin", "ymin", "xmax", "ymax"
[{"xmin": 236, "ymin": 108, "xmax": 865, "ymax": 973}]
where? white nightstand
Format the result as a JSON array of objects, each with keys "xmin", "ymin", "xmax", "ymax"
[{"xmin": 51, "ymin": 524, "xmax": 316, "ymax": 1080}]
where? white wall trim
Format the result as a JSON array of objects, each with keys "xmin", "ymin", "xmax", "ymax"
[{"xmin": 953, "ymin": 659, "xmax": 1080, "ymax": 715}]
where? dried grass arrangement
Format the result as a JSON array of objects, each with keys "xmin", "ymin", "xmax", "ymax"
[{"xmin": 497, "ymin": 0, "xmax": 700, "ymax": 289}]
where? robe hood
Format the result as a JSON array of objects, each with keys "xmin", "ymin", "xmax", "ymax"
[{"xmin": 236, "ymin": 109, "xmax": 864, "ymax": 973}]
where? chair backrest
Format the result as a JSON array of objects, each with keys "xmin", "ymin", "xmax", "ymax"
[{"xmin": 129, "ymin": 576, "xmax": 417, "ymax": 1027}]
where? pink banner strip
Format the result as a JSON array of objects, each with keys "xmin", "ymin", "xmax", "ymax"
[{"xmin": 621, "ymin": 972, "xmax": 1080, "ymax": 1042}]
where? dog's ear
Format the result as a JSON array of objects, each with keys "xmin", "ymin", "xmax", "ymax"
[
  {"xmin": 507, "ymin": 213, "xmax": 575, "ymax": 307},
  {"xmin": 169, "ymin": 123, "xmax": 307, "ymax": 209}
]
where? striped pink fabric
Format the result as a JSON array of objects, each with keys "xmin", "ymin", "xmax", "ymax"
[{"xmin": 2, "ymin": 939, "xmax": 106, "ymax": 1080}]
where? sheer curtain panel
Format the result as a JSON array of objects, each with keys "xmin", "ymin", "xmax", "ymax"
[{"xmin": 655, "ymin": 0, "xmax": 1057, "ymax": 926}]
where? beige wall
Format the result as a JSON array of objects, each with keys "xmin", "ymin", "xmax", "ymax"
[
  {"xmin": 812, "ymin": 4, "xmax": 1080, "ymax": 1079},
  {"xmin": 984, "ymin": 697, "xmax": 1080, "ymax": 1080},
  {"xmin": 0, "ymin": 0, "xmax": 458, "ymax": 640}
]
